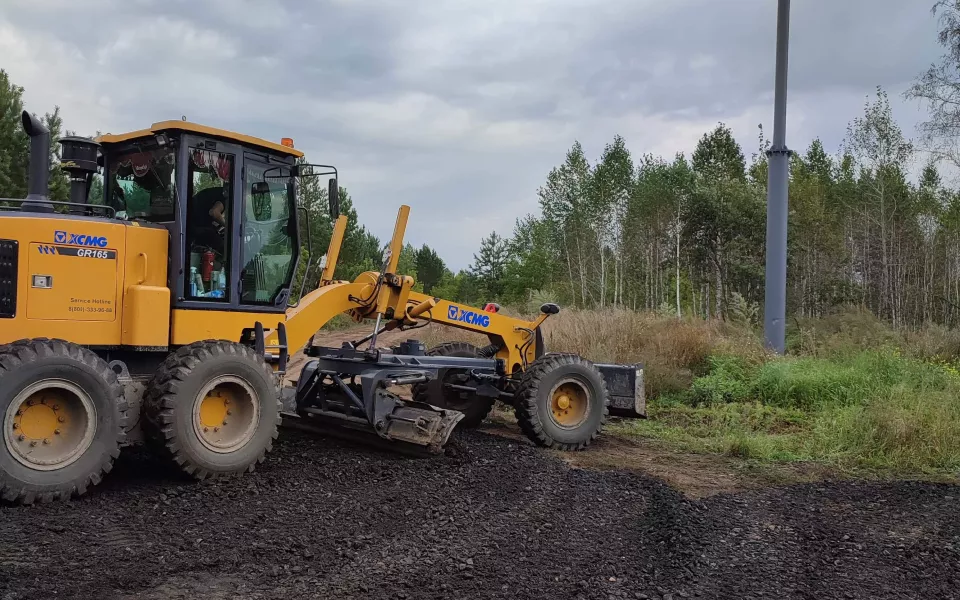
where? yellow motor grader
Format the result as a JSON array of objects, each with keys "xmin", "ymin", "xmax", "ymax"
[{"xmin": 0, "ymin": 111, "xmax": 644, "ymax": 504}]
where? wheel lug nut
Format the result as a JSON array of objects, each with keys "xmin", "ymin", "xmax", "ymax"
[
  {"xmin": 12, "ymin": 423, "xmax": 18, "ymax": 430},
  {"xmin": 203, "ymin": 427, "xmax": 209, "ymax": 433},
  {"xmin": 30, "ymin": 441, "xmax": 37, "ymax": 447},
  {"xmin": 222, "ymin": 420, "xmax": 228, "ymax": 426},
  {"xmin": 226, "ymin": 410, "xmax": 232, "ymax": 416},
  {"xmin": 223, "ymin": 399, "xmax": 230, "ymax": 405},
  {"xmin": 53, "ymin": 404, "xmax": 60, "ymax": 411},
  {"xmin": 214, "ymin": 427, "xmax": 220, "ymax": 433},
  {"xmin": 58, "ymin": 416, "xmax": 65, "ymax": 423},
  {"xmin": 43, "ymin": 438, "xmax": 50, "ymax": 445},
  {"xmin": 55, "ymin": 429, "xmax": 61, "ymax": 435},
  {"xmin": 15, "ymin": 410, "xmax": 22, "ymax": 416},
  {"xmin": 17, "ymin": 435, "xmax": 25, "ymax": 442}
]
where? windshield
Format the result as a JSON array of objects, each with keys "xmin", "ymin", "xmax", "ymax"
[{"xmin": 106, "ymin": 146, "xmax": 176, "ymax": 221}]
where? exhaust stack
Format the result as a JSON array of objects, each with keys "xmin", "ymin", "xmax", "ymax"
[{"xmin": 20, "ymin": 110, "xmax": 53, "ymax": 213}]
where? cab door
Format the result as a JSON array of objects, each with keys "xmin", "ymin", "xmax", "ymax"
[
  {"xmin": 237, "ymin": 152, "xmax": 298, "ymax": 311},
  {"xmin": 168, "ymin": 140, "xmax": 298, "ymax": 346},
  {"xmin": 173, "ymin": 135, "xmax": 243, "ymax": 311}
]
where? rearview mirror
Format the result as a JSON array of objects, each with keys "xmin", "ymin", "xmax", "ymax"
[
  {"xmin": 252, "ymin": 181, "xmax": 270, "ymax": 195},
  {"xmin": 328, "ymin": 178, "xmax": 340, "ymax": 220}
]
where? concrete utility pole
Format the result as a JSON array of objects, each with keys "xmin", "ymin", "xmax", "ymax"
[{"xmin": 763, "ymin": 0, "xmax": 792, "ymax": 354}]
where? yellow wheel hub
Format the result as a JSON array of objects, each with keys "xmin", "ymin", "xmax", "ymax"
[
  {"xmin": 15, "ymin": 397, "xmax": 60, "ymax": 440},
  {"xmin": 550, "ymin": 381, "xmax": 589, "ymax": 428},
  {"xmin": 192, "ymin": 376, "xmax": 260, "ymax": 454},
  {"xmin": 199, "ymin": 390, "xmax": 231, "ymax": 429},
  {"xmin": 3, "ymin": 380, "xmax": 96, "ymax": 471}
]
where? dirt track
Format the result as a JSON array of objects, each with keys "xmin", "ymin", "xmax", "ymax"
[{"xmin": 1, "ymin": 425, "xmax": 958, "ymax": 600}]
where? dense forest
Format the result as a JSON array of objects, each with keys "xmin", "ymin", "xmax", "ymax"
[{"xmin": 4, "ymin": 1, "xmax": 960, "ymax": 331}]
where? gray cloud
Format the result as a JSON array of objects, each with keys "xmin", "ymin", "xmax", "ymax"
[{"xmin": 0, "ymin": 0, "xmax": 944, "ymax": 268}]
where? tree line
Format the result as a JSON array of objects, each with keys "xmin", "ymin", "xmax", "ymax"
[
  {"xmin": 456, "ymin": 1, "xmax": 960, "ymax": 329},
  {"xmin": 462, "ymin": 89, "xmax": 960, "ymax": 328}
]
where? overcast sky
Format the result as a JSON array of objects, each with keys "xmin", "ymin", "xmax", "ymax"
[{"xmin": 0, "ymin": 0, "xmax": 945, "ymax": 269}]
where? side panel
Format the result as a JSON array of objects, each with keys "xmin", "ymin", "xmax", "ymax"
[
  {"xmin": 170, "ymin": 309, "xmax": 284, "ymax": 345},
  {"xmin": 121, "ymin": 226, "xmax": 170, "ymax": 348},
  {"xmin": 28, "ymin": 243, "xmax": 118, "ymax": 321},
  {"xmin": 0, "ymin": 213, "xmax": 127, "ymax": 346}
]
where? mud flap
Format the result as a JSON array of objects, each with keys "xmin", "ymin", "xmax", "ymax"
[{"xmin": 372, "ymin": 389, "xmax": 464, "ymax": 451}]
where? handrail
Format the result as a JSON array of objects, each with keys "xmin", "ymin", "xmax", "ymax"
[{"xmin": 0, "ymin": 198, "xmax": 116, "ymax": 218}]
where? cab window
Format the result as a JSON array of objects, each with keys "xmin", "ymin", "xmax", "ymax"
[
  {"xmin": 240, "ymin": 161, "xmax": 295, "ymax": 305},
  {"xmin": 184, "ymin": 148, "xmax": 234, "ymax": 301},
  {"xmin": 106, "ymin": 147, "xmax": 176, "ymax": 221}
]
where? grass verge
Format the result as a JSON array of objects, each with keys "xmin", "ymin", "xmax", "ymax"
[{"xmin": 613, "ymin": 349, "xmax": 960, "ymax": 475}]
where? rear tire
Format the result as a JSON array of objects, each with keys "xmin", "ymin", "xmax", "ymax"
[
  {"xmin": 514, "ymin": 353, "xmax": 608, "ymax": 451},
  {"xmin": 142, "ymin": 341, "xmax": 280, "ymax": 479},
  {"xmin": 412, "ymin": 342, "xmax": 495, "ymax": 429},
  {"xmin": 0, "ymin": 338, "xmax": 128, "ymax": 504}
]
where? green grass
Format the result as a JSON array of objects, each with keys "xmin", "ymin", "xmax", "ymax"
[{"xmin": 615, "ymin": 349, "xmax": 960, "ymax": 475}]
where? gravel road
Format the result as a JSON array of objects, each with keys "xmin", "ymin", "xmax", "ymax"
[{"xmin": 1, "ymin": 426, "xmax": 957, "ymax": 600}]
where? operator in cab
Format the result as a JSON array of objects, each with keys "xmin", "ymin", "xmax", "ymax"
[{"xmin": 190, "ymin": 185, "xmax": 228, "ymax": 256}]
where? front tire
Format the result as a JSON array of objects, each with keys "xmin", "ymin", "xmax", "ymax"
[
  {"xmin": 142, "ymin": 341, "xmax": 280, "ymax": 479},
  {"xmin": 0, "ymin": 339, "xmax": 128, "ymax": 504},
  {"xmin": 514, "ymin": 353, "xmax": 608, "ymax": 451}
]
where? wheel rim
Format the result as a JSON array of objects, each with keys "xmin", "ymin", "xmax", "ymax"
[
  {"xmin": 549, "ymin": 377, "xmax": 590, "ymax": 428},
  {"xmin": 192, "ymin": 376, "xmax": 260, "ymax": 454},
  {"xmin": 3, "ymin": 380, "xmax": 97, "ymax": 471}
]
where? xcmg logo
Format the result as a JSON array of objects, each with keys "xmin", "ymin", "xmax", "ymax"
[
  {"xmin": 54, "ymin": 230, "xmax": 108, "ymax": 248},
  {"xmin": 447, "ymin": 304, "xmax": 490, "ymax": 328}
]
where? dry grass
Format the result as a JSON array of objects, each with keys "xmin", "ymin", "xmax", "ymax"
[
  {"xmin": 419, "ymin": 307, "xmax": 766, "ymax": 398},
  {"xmin": 540, "ymin": 309, "xmax": 767, "ymax": 397}
]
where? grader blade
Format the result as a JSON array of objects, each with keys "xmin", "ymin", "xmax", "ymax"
[
  {"xmin": 371, "ymin": 390, "xmax": 464, "ymax": 451},
  {"xmin": 290, "ymin": 345, "xmax": 501, "ymax": 453}
]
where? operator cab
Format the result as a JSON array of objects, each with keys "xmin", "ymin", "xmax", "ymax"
[{"xmin": 95, "ymin": 122, "xmax": 306, "ymax": 313}]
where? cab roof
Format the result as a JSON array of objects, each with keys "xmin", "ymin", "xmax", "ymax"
[{"xmin": 96, "ymin": 120, "xmax": 304, "ymax": 159}]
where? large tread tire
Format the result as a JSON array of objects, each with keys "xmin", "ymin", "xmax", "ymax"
[
  {"xmin": 514, "ymin": 353, "xmax": 608, "ymax": 451},
  {"xmin": 0, "ymin": 338, "xmax": 128, "ymax": 504},
  {"xmin": 142, "ymin": 340, "xmax": 281, "ymax": 480},
  {"xmin": 412, "ymin": 342, "xmax": 495, "ymax": 429}
]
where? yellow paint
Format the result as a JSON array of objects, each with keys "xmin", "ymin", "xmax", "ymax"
[
  {"xmin": 405, "ymin": 290, "xmax": 540, "ymax": 370},
  {"xmin": 28, "ymin": 243, "xmax": 118, "ymax": 322},
  {"xmin": 97, "ymin": 121, "xmax": 303, "ymax": 158},
  {"xmin": 551, "ymin": 382, "xmax": 588, "ymax": 427},
  {"xmin": 15, "ymin": 398, "xmax": 59, "ymax": 440},
  {"xmin": 385, "ymin": 206, "xmax": 409, "ymax": 275},
  {"xmin": 321, "ymin": 215, "xmax": 348, "ymax": 283},
  {"xmin": 170, "ymin": 309, "xmax": 285, "ymax": 346},
  {"xmin": 199, "ymin": 390, "xmax": 229, "ymax": 428},
  {"xmin": 122, "ymin": 286, "xmax": 171, "ymax": 347},
  {"xmin": 121, "ymin": 226, "xmax": 170, "ymax": 347},
  {"xmin": 265, "ymin": 281, "xmax": 371, "ymax": 353},
  {"xmin": 0, "ymin": 214, "xmax": 127, "ymax": 345},
  {"xmin": 390, "ymin": 276, "xmax": 414, "ymax": 320}
]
